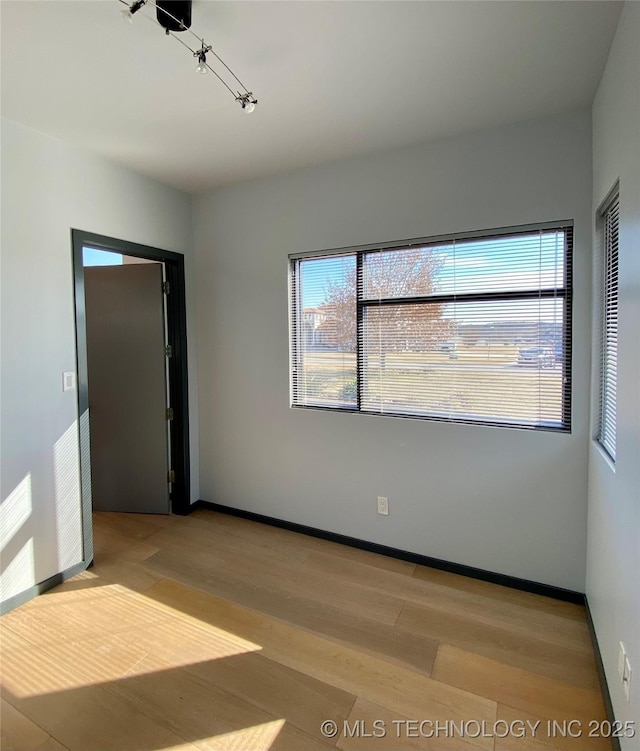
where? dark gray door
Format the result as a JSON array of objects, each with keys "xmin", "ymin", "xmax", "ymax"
[{"xmin": 84, "ymin": 263, "xmax": 170, "ymax": 513}]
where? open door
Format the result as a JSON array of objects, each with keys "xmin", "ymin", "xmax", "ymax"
[{"xmin": 84, "ymin": 263, "xmax": 170, "ymax": 513}]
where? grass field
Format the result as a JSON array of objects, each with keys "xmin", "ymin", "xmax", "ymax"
[{"xmin": 297, "ymin": 346, "xmax": 563, "ymax": 425}]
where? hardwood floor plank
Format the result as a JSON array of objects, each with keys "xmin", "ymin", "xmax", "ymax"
[
  {"xmin": 413, "ymin": 566, "xmax": 585, "ymax": 622},
  {"xmin": 5, "ymin": 682, "xmax": 203, "ymax": 751},
  {"xmin": 304, "ymin": 551, "xmax": 592, "ymax": 653},
  {"xmin": 33, "ymin": 632, "xmax": 176, "ymax": 686},
  {"xmin": 91, "ymin": 526, "xmax": 159, "ymax": 564},
  {"xmin": 432, "ymin": 645, "xmax": 606, "ymax": 726},
  {"xmin": 31, "ymin": 612, "xmax": 354, "ymax": 745},
  {"xmin": 1, "ymin": 585, "xmax": 175, "ymax": 647},
  {"xmin": 0, "ymin": 625, "xmax": 42, "ymax": 652},
  {"xmin": 143, "ymin": 578, "xmax": 496, "ymax": 749},
  {"xmin": 145, "ymin": 518, "xmax": 311, "ymax": 569},
  {"xmin": 108, "ymin": 616, "xmax": 263, "ymax": 667},
  {"xmin": 100, "ymin": 661, "xmax": 336, "ymax": 751},
  {"xmin": 1, "ymin": 698, "xmax": 70, "ymax": 751},
  {"xmin": 189, "ymin": 509, "xmax": 417, "ymax": 575},
  {"xmin": 494, "ymin": 704, "xmax": 611, "ymax": 751},
  {"xmin": 337, "ymin": 697, "xmax": 486, "ymax": 751},
  {"xmin": 6, "ymin": 573, "xmax": 110, "ymax": 609},
  {"xmin": 397, "ymin": 601, "xmax": 598, "ymax": 688},
  {"xmin": 34, "ymin": 560, "xmax": 163, "ymax": 598},
  {"xmin": 144, "ymin": 538, "xmax": 403, "ymax": 626},
  {"xmin": 142, "ymin": 550, "xmax": 435, "ymax": 674},
  {"xmin": 0, "ymin": 643, "xmax": 202, "ymax": 751},
  {"xmin": 85, "ymin": 559, "xmax": 164, "ymax": 593},
  {"xmin": 92, "ymin": 511, "xmax": 169, "ymax": 541},
  {"xmin": 2, "ymin": 625, "xmax": 328, "ymax": 751},
  {"xmin": 184, "ymin": 651, "xmax": 356, "ymax": 743}
]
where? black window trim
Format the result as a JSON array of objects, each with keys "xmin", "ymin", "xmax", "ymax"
[{"xmin": 290, "ymin": 220, "xmax": 574, "ymax": 433}]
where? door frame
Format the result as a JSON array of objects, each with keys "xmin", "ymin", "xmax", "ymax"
[{"xmin": 72, "ymin": 230, "xmax": 191, "ymax": 551}]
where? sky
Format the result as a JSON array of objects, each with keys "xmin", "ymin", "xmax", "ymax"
[
  {"xmin": 83, "ymin": 247, "xmax": 123, "ymax": 266},
  {"xmin": 300, "ymin": 232, "xmax": 566, "ymax": 324}
]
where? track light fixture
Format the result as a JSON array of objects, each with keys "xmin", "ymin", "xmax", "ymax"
[
  {"xmin": 121, "ymin": 0, "xmax": 145, "ymax": 23},
  {"xmin": 236, "ymin": 92, "xmax": 257, "ymax": 114},
  {"xmin": 195, "ymin": 42, "xmax": 211, "ymax": 75},
  {"xmin": 118, "ymin": 0, "xmax": 258, "ymax": 113}
]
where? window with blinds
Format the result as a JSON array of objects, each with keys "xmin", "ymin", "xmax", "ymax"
[
  {"xmin": 290, "ymin": 222, "xmax": 573, "ymax": 431},
  {"xmin": 598, "ymin": 192, "xmax": 619, "ymax": 460}
]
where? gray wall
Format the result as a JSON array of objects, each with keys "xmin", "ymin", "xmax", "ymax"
[
  {"xmin": 0, "ymin": 118, "xmax": 199, "ymax": 605},
  {"xmin": 588, "ymin": 2, "xmax": 640, "ymax": 743},
  {"xmin": 193, "ymin": 110, "xmax": 592, "ymax": 591}
]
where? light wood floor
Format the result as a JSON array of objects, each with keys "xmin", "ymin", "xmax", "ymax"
[{"xmin": 1, "ymin": 509, "xmax": 610, "ymax": 751}]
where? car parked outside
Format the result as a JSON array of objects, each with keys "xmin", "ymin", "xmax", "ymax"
[{"xmin": 517, "ymin": 347, "xmax": 555, "ymax": 368}]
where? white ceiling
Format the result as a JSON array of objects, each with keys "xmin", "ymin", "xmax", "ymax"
[{"xmin": 1, "ymin": 0, "xmax": 622, "ymax": 193}]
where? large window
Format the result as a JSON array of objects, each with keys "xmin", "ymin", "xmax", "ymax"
[
  {"xmin": 597, "ymin": 192, "xmax": 619, "ymax": 460},
  {"xmin": 290, "ymin": 222, "xmax": 573, "ymax": 431}
]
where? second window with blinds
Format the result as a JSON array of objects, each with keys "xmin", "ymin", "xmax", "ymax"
[
  {"xmin": 290, "ymin": 221, "xmax": 573, "ymax": 431},
  {"xmin": 597, "ymin": 190, "xmax": 619, "ymax": 461}
]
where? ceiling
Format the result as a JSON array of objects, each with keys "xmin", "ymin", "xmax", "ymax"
[{"xmin": 1, "ymin": 0, "xmax": 622, "ymax": 193}]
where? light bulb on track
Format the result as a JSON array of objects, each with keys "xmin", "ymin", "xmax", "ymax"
[
  {"xmin": 122, "ymin": 0, "xmax": 145, "ymax": 21},
  {"xmin": 194, "ymin": 44, "xmax": 211, "ymax": 75},
  {"xmin": 236, "ymin": 93, "xmax": 257, "ymax": 113}
]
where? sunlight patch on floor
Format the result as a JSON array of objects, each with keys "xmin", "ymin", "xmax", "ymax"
[
  {"xmin": 204, "ymin": 719, "xmax": 286, "ymax": 751},
  {"xmin": 1, "ymin": 580, "xmax": 263, "ymax": 698}
]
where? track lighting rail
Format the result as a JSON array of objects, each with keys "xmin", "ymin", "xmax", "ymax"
[{"xmin": 118, "ymin": 0, "xmax": 258, "ymax": 112}]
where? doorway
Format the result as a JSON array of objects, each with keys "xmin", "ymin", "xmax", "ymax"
[
  {"xmin": 85, "ymin": 254, "xmax": 170, "ymax": 514},
  {"xmin": 72, "ymin": 231, "xmax": 191, "ymax": 559}
]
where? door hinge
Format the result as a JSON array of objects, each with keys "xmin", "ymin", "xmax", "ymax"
[
  {"xmin": 166, "ymin": 407, "xmax": 174, "ymax": 421},
  {"xmin": 165, "ymin": 344, "xmax": 173, "ymax": 358},
  {"xmin": 167, "ymin": 469, "xmax": 176, "ymax": 483},
  {"xmin": 163, "ymin": 281, "xmax": 170, "ymax": 294}
]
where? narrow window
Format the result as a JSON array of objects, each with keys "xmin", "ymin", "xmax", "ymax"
[{"xmin": 598, "ymin": 191, "xmax": 619, "ymax": 461}]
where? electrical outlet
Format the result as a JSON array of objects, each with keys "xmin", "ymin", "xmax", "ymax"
[
  {"xmin": 619, "ymin": 642, "xmax": 627, "ymax": 679},
  {"xmin": 377, "ymin": 496, "xmax": 389, "ymax": 515},
  {"xmin": 623, "ymin": 656, "xmax": 632, "ymax": 701}
]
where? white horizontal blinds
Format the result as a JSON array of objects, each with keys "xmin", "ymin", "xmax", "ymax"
[
  {"xmin": 361, "ymin": 299, "xmax": 565, "ymax": 425},
  {"xmin": 361, "ymin": 234, "xmax": 565, "ymax": 298},
  {"xmin": 291, "ymin": 223, "xmax": 571, "ymax": 430},
  {"xmin": 362, "ymin": 245, "xmax": 449, "ymax": 299},
  {"xmin": 360, "ymin": 228, "xmax": 570, "ymax": 429},
  {"xmin": 599, "ymin": 196, "xmax": 619, "ymax": 460},
  {"xmin": 291, "ymin": 254, "xmax": 357, "ymax": 408}
]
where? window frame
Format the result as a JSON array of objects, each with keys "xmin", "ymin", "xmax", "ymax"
[
  {"xmin": 596, "ymin": 187, "xmax": 619, "ymax": 462},
  {"xmin": 290, "ymin": 220, "xmax": 573, "ymax": 432}
]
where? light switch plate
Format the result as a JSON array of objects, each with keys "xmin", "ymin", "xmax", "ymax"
[
  {"xmin": 63, "ymin": 372, "xmax": 76, "ymax": 392},
  {"xmin": 619, "ymin": 642, "xmax": 627, "ymax": 678},
  {"xmin": 623, "ymin": 657, "xmax": 632, "ymax": 701}
]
